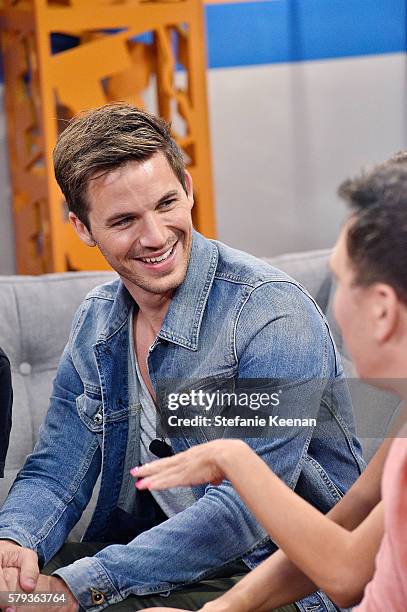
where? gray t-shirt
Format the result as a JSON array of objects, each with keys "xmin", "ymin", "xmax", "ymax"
[{"xmin": 128, "ymin": 308, "xmax": 196, "ymax": 518}]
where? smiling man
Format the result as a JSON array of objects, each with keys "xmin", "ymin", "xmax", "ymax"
[{"xmin": 0, "ymin": 103, "xmax": 364, "ymax": 612}]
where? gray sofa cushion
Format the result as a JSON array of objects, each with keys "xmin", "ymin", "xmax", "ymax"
[
  {"xmin": 0, "ymin": 251, "xmax": 400, "ymax": 540},
  {"xmin": 0, "ymin": 271, "xmax": 116, "ymax": 538}
]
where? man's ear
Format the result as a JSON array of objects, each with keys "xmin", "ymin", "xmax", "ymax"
[
  {"xmin": 370, "ymin": 283, "xmax": 399, "ymax": 343},
  {"xmin": 184, "ymin": 171, "xmax": 194, "ymax": 209},
  {"xmin": 69, "ymin": 212, "xmax": 96, "ymax": 247}
]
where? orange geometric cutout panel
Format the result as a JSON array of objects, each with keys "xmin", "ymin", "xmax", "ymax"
[{"xmin": 0, "ymin": 0, "xmax": 215, "ymax": 273}]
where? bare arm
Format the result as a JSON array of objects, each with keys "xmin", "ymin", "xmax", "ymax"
[
  {"xmin": 201, "ymin": 436, "xmax": 391, "ymax": 612},
  {"xmin": 214, "ymin": 443, "xmax": 383, "ymax": 609},
  {"xmin": 136, "ymin": 437, "xmax": 391, "ymax": 610}
]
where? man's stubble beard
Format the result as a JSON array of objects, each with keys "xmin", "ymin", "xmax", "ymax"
[
  {"xmin": 96, "ymin": 229, "xmax": 193, "ymax": 296},
  {"xmin": 122, "ymin": 268, "xmax": 188, "ymax": 295}
]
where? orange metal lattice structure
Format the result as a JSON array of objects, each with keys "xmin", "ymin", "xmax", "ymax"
[{"xmin": 0, "ymin": 0, "xmax": 215, "ymax": 273}]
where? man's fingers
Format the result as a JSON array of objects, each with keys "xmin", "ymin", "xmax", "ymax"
[
  {"xmin": 0, "ymin": 567, "xmax": 19, "ymax": 612},
  {"xmin": 0, "ymin": 544, "xmax": 39, "ymax": 593},
  {"xmin": 4, "ymin": 567, "xmax": 20, "ymax": 591},
  {"xmin": 0, "ymin": 567, "xmax": 10, "ymax": 592},
  {"xmin": 19, "ymin": 551, "xmax": 39, "ymax": 592}
]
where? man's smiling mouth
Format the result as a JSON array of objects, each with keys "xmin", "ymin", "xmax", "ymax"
[{"xmin": 139, "ymin": 243, "xmax": 176, "ymax": 265}]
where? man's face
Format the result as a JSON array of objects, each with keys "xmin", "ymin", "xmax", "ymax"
[
  {"xmin": 330, "ymin": 222, "xmax": 381, "ymax": 379},
  {"xmin": 73, "ymin": 152, "xmax": 194, "ymax": 297}
]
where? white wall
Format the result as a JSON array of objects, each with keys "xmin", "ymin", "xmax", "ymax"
[{"xmin": 209, "ymin": 53, "xmax": 407, "ymax": 257}]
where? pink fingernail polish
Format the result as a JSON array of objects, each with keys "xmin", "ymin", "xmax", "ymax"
[{"xmin": 130, "ymin": 466, "xmax": 139, "ymax": 475}]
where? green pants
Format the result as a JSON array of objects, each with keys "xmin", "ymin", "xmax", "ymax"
[{"xmin": 43, "ymin": 543, "xmax": 298, "ymax": 611}]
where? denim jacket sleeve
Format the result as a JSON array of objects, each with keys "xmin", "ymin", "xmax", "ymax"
[
  {"xmin": 0, "ymin": 337, "xmax": 102, "ymax": 564},
  {"xmin": 54, "ymin": 282, "xmax": 347, "ymax": 610}
]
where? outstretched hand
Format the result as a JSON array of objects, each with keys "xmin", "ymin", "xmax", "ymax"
[{"xmin": 131, "ymin": 439, "xmax": 247, "ymax": 491}]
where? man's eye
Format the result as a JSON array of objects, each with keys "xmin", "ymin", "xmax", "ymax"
[
  {"xmin": 159, "ymin": 199, "xmax": 176, "ymax": 209},
  {"xmin": 113, "ymin": 217, "xmax": 133, "ymax": 227}
]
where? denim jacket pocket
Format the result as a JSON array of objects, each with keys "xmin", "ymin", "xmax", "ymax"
[{"xmin": 76, "ymin": 393, "xmax": 104, "ymax": 433}]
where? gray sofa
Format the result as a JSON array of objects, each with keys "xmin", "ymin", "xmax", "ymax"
[{"xmin": 0, "ymin": 249, "xmax": 401, "ymax": 540}]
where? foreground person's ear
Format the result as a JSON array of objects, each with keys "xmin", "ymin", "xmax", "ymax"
[{"xmin": 371, "ymin": 283, "xmax": 399, "ymax": 344}]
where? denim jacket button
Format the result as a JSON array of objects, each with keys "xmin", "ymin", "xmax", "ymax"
[
  {"xmin": 90, "ymin": 588, "xmax": 105, "ymax": 605},
  {"xmin": 94, "ymin": 412, "xmax": 103, "ymax": 425}
]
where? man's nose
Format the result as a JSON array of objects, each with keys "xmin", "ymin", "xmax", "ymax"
[{"xmin": 138, "ymin": 212, "xmax": 167, "ymax": 249}]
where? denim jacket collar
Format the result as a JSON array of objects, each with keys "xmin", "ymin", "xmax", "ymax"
[
  {"xmin": 97, "ymin": 231, "xmax": 218, "ymax": 351},
  {"xmin": 158, "ymin": 230, "xmax": 218, "ymax": 351},
  {"xmin": 94, "ymin": 282, "xmax": 133, "ymax": 346}
]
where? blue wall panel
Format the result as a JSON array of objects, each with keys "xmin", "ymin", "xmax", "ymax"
[
  {"xmin": 206, "ymin": 0, "xmax": 407, "ymax": 68},
  {"xmin": 0, "ymin": 1, "xmax": 406, "ymax": 80}
]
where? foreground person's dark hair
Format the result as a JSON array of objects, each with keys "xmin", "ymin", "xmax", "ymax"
[{"xmin": 338, "ymin": 153, "xmax": 407, "ymax": 304}]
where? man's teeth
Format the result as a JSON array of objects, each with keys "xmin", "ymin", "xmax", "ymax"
[{"xmin": 141, "ymin": 245, "xmax": 174, "ymax": 264}]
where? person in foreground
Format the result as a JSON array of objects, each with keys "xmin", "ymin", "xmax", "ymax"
[
  {"xmin": 0, "ymin": 102, "xmax": 364, "ymax": 612},
  {"xmin": 135, "ymin": 158, "xmax": 407, "ymax": 612}
]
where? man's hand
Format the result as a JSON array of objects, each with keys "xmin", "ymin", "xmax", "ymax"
[
  {"xmin": 20, "ymin": 575, "xmax": 78, "ymax": 612},
  {"xmin": 0, "ymin": 542, "xmax": 77, "ymax": 612},
  {"xmin": 0, "ymin": 541, "xmax": 39, "ymax": 593},
  {"xmin": 1, "ymin": 573, "xmax": 78, "ymax": 612}
]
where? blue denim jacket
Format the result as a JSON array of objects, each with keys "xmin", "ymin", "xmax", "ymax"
[{"xmin": 0, "ymin": 232, "xmax": 364, "ymax": 611}]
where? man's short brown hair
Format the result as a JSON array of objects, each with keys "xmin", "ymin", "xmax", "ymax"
[{"xmin": 53, "ymin": 103, "xmax": 187, "ymax": 229}]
